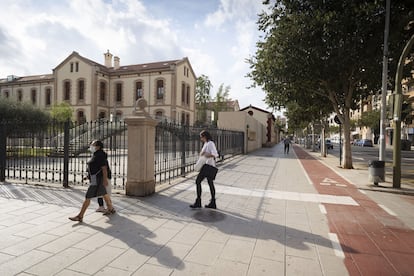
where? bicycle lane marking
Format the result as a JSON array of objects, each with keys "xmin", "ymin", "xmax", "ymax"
[{"xmin": 294, "ymin": 145, "xmax": 414, "ymax": 276}]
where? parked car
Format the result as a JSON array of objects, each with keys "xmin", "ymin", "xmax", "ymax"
[
  {"xmin": 318, "ymin": 139, "xmax": 333, "ymax": 149},
  {"xmin": 360, "ymin": 139, "xmax": 373, "ymax": 147},
  {"xmin": 325, "ymin": 139, "xmax": 333, "ymax": 149}
]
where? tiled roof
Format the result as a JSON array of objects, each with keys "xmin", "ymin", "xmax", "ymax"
[
  {"xmin": 106, "ymin": 59, "xmax": 181, "ymax": 73},
  {"xmin": 0, "ymin": 74, "xmax": 53, "ymax": 84}
]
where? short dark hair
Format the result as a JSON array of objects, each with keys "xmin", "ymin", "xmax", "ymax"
[
  {"xmin": 200, "ymin": 130, "xmax": 213, "ymax": 141},
  {"xmin": 91, "ymin": 140, "xmax": 104, "ymax": 149}
]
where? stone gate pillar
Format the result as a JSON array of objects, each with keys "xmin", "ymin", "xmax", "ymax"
[{"xmin": 124, "ymin": 99, "xmax": 158, "ymax": 196}]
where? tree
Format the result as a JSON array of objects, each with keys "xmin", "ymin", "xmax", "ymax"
[
  {"xmin": 213, "ymin": 84, "xmax": 231, "ymax": 126},
  {"xmin": 248, "ymin": 0, "xmax": 414, "ymax": 168},
  {"xmin": 401, "ymin": 95, "xmax": 414, "ymax": 125},
  {"xmin": 0, "ymin": 98, "xmax": 50, "ymax": 123},
  {"xmin": 0, "ymin": 98, "xmax": 50, "ymax": 136},
  {"xmin": 358, "ymin": 110, "xmax": 381, "ymax": 143},
  {"xmin": 195, "ymin": 75, "xmax": 212, "ymax": 125},
  {"xmin": 50, "ymin": 102, "xmax": 73, "ymax": 122}
]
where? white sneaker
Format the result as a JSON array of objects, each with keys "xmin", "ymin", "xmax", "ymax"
[{"xmin": 96, "ymin": 206, "xmax": 106, "ymax": 212}]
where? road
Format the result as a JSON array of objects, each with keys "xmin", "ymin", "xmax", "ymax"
[{"xmin": 324, "ymin": 143, "xmax": 414, "ymax": 187}]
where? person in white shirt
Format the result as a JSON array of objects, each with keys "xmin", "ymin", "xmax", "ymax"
[{"xmin": 190, "ymin": 130, "xmax": 219, "ymax": 209}]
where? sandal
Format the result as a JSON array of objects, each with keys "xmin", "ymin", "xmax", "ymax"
[
  {"xmin": 103, "ymin": 208, "xmax": 116, "ymax": 216},
  {"xmin": 69, "ymin": 215, "xmax": 83, "ymax": 222}
]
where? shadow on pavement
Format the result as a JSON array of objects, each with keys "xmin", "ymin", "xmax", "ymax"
[
  {"xmin": 138, "ymin": 191, "xmax": 358, "ymax": 255},
  {"xmin": 72, "ymin": 213, "xmax": 185, "ymax": 271}
]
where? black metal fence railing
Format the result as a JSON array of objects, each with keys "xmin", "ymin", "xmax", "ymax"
[
  {"xmin": 0, "ymin": 120, "xmax": 127, "ymax": 189},
  {"xmin": 0, "ymin": 120, "xmax": 244, "ymax": 188},
  {"xmin": 154, "ymin": 122, "xmax": 244, "ymax": 184}
]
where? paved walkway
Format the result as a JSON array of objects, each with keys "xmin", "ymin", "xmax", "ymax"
[{"xmin": 0, "ymin": 143, "xmax": 412, "ymax": 275}]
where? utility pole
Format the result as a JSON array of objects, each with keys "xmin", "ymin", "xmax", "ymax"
[
  {"xmin": 379, "ymin": 0, "xmax": 390, "ymax": 161},
  {"xmin": 393, "ymin": 34, "xmax": 414, "ymax": 188}
]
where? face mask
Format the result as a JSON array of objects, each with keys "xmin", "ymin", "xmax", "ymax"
[{"xmin": 89, "ymin": 145, "xmax": 96, "ymax": 153}]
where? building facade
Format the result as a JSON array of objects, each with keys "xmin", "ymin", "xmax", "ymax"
[{"xmin": 0, "ymin": 51, "xmax": 196, "ymax": 124}]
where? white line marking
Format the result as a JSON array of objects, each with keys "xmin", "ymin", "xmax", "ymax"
[
  {"xmin": 173, "ymin": 183, "xmax": 359, "ymax": 206},
  {"xmin": 335, "ymin": 184, "xmax": 347, "ymax": 187},
  {"xmin": 359, "ymin": 189, "xmax": 367, "ymax": 194},
  {"xmin": 353, "ymin": 157, "xmax": 364, "ymax": 160},
  {"xmin": 296, "ymin": 156, "xmax": 313, "ymax": 186},
  {"xmin": 319, "ymin": 204, "xmax": 327, "ymax": 214},
  {"xmin": 320, "ymin": 183, "xmax": 331, "ymax": 186},
  {"xmin": 328, "ymin": 233, "xmax": 345, "ymax": 258},
  {"xmin": 322, "ymin": 178, "xmax": 338, "ymax": 183},
  {"xmin": 378, "ymin": 204, "xmax": 397, "ymax": 216}
]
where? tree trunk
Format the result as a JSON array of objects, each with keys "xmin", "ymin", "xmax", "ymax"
[{"xmin": 342, "ymin": 111, "xmax": 353, "ymax": 169}]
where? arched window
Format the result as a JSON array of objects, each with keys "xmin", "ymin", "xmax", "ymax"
[
  {"xmin": 181, "ymin": 83, "xmax": 185, "ymax": 103},
  {"xmin": 155, "ymin": 110, "xmax": 163, "ymax": 120},
  {"xmin": 136, "ymin": 81, "xmax": 143, "ymax": 100},
  {"xmin": 31, "ymin": 88, "xmax": 37, "ymax": 105},
  {"xmin": 17, "ymin": 90, "xmax": 22, "ymax": 102},
  {"xmin": 115, "ymin": 111, "xmax": 123, "ymax": 121},
  {"xmin": 45, "ymin": 88, "xmax": 51, "ymax": 106},
  {"xmin": 78, "ymin": 79, "xmax": 85, "ymax": 101},
  {"xmin": 64, "ymin": 80, "xmax": 71, "ymax": 101},
  {"xmin": 186, "ymin": 113, "xmax": 190, "ymax": 125},
  {"xmin": 99, "ymin": 81, "xmax": 106, "ymax": 101},
  {"xmin": 77, "ymin": 110, "xmax": 86, "ymax": 124},
  {"xmin": 115, "ymin": 83, "xmax": 122, "ymax": 103},
  {"xmin": 186, "ymin": 85, "xmax": 190, "ymax": 105},
  {"xmin": 181, "ymin": 112, "xmax": 185, "ymax": 125},
  {"xmin": 156, "ymin": 79, "xmax": 164, "ymax": 100}
]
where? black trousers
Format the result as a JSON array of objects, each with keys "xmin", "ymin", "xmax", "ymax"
[
  {"xmin": 284, "ymin": 144, "xmax": 290, "ymax": 153},
  {"xmin": 195, "ymin": 172, "xmax": 215, "ymax": 200}
]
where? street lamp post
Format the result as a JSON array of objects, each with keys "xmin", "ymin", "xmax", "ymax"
[
  {"xmin": 379, "ymin": 0, "xmax": 390, "ymax": 161},
  {"xmin": 392, "ymin": 34, "xmax": 414, "ymax": 188}
]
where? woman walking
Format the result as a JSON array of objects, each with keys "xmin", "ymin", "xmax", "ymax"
[
  {"xmin": 69, "ymin": 140, "xmax": 115, "ymax": 222},
  {"xmin": 190, "ymin": 130, "xmax": 219, "ymax": 209}
]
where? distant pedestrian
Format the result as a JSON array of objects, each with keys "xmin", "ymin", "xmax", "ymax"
[
  {"xmin": 190, "ymin": 130, "xmax": 219, "ymax": 209},
  {"xmin": 284, "ymin": 137, "xmax": 291, "ymax": 154},
  {"xmin": 69, "ymin": 140, "xmax": 115, "ymax": 222}
]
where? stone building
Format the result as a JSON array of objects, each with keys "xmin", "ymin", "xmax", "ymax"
[{"xmin": 0, "ymin": 51, "xmax": 196, "ymax": 124}]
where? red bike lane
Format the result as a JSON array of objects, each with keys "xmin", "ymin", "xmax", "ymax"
[{"xmin": 294, "ymin": 146, "xmax": 414, "ymax": 276}]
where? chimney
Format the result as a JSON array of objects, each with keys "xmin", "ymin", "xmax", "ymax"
[
  {"xmin": 104, "ymin": 50, "xmax": 113, "ymax": 67},
  {"xmin": 114, "ymin": 56, "xmax": 120, "ymax": 70}
]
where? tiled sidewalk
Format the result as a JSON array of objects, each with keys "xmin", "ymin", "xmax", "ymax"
[{"xmin": 0, "ymin": 143, "xmax": 411, "ymax": 275}]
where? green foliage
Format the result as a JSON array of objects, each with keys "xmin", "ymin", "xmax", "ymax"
[
  {"xmin": 0, "ymin": 98, "xmax": 50, "ymax": 123},
  {"xmin": 358, "ymin": 109, "xmax": 381, "ymax": 134},
  {"xmin": 195, "ymin": 75, "xmax": 212, "ymax": 124},
  {"xmin": 328, "ymin": 125, "xmax": 339, "ymax": 134},
  {"xmin": 249, "ymin": 0, "xmax": 412, "ymax": 113},
  {"xmin": 213, "ymin": 84, "xmax": 231, "ymax": 125},
  {"xmin": 195, "ymin": 75, "xmax": 212, "ymax": 104},
  {"xmin": 0, "ymin": 98, "xmax": 50, "ymax": 135},
  {"xmin": 401, "ymin": 95, "xmax": 414, "ymax": 124},
  {"xmin": 248, "ymin": 0, "xmax": 413, "ymax": 168},
  {"xmin": 50, "ymin": 102, "xmax": 73, "ymax": 122}
]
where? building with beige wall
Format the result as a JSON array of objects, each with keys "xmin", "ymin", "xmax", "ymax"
[
  {"xmin": 0, "ymin": 51, "xmax": 196, "ymax": 124},
  {"xmin": 217, "ymin": 105, "xmax": 277, "ymax": 152}
]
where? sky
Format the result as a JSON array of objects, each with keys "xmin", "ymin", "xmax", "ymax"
[{"xmin": 0, "ymin": 0, "xmax": 278, "ymax": 114}]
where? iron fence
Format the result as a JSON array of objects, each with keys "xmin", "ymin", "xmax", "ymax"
[
  {"xmin": 0, "ymin": 120, "xmax": 244, "ymax": 188},
  {"xmin": 155, "ymin": 122, "xmax": 244, "ymax": 184},
  {"xmin": 0, "ymin": 120, "xmax": 127, "ymax": 189}
]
